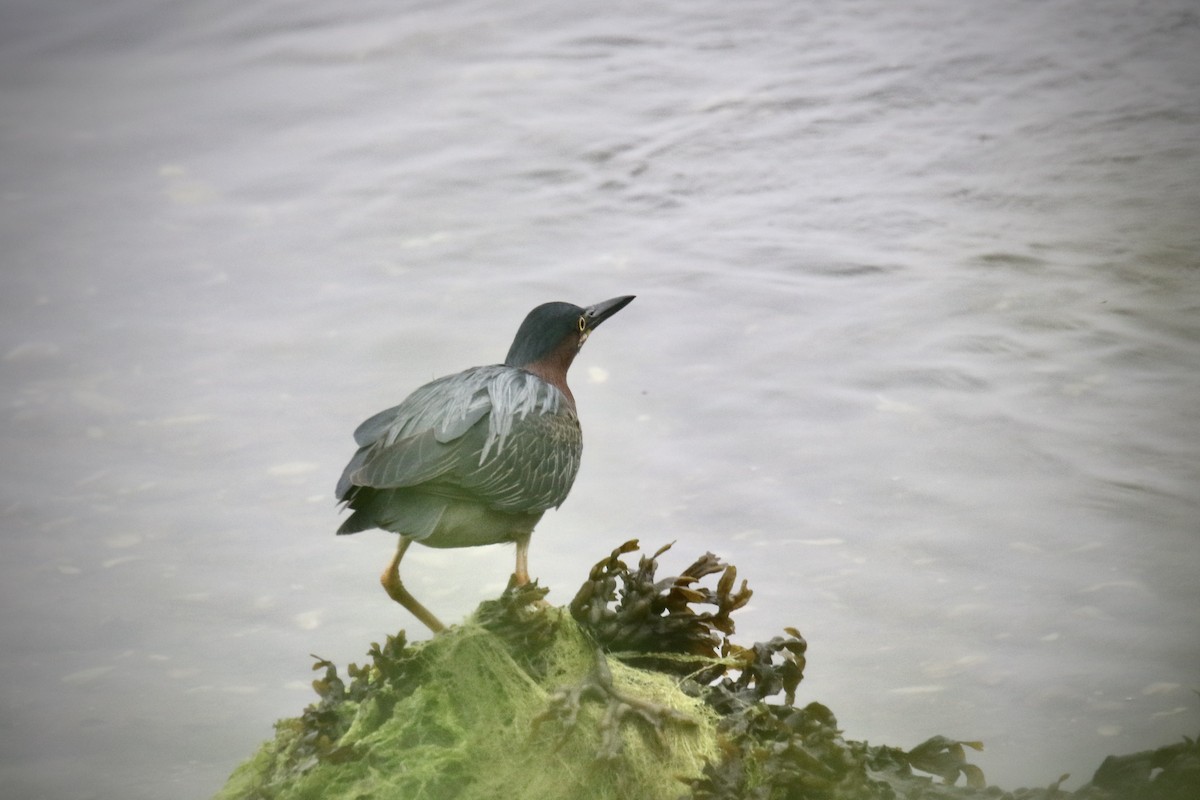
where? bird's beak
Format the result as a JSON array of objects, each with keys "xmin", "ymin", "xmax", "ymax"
[{"xmin": 582, "ymin": 295, "xmax": 635, "ymax": 331}]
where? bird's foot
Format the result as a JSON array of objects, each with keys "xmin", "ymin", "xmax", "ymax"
[
  {"xmin": 499, "ymin": 575, "xmax": 551, "ymax": 608},
  {"xmin": 532, "ymin": 646, "xmax": 695, "ymax": 761},
  {"xmin": 503, "ymin": 573, "xmax": 553, "ymax": 612},
  {"xmin": 474, "ymin": 579, "xmax": 559, "ymax": 672}
]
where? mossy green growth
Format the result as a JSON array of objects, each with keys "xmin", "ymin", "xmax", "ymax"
[
  {"xmin": 216, "ymin": 542, "xmax": 1200, "ymax": 800},
  {"xmin": 214, "ymin": 607, "xmax": 719, "ymax": 800}
]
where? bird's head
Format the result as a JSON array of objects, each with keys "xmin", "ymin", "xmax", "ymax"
[{"xmin": 504, "ymin": 295, "xmax": 635, "ymax": 373}]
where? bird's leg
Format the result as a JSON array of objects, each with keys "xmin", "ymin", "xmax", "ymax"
[
  {"xmin": 513, "ymin": 534, "xmax": 531, "ymax": 586},
  {"xmin": 380, "ymin": 536, "xmax": 445, "ymax": 634},
  {"xmin": 506, "ymin": 534, "xmax": 551, "ymax": 612}
]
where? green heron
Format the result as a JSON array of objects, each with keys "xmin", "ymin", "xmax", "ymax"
[{"xmin": 336, "ymin": 295, "xmax": 635, "ymax": 633}]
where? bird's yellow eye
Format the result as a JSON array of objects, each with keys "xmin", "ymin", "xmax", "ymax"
[{"xmin": 578, "ymin": 315, "xmax": 587, "ymax": 332}]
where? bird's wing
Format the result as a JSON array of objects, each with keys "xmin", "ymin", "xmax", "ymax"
[
  {"xmin": 338, "ymin": 366, "xmax": 581, "ymax": 512},
  {"xmin": 350, "ymin": 371, "xmax": 491, "ymax": 447},
  {"xmin": 339, "ymin": 369, "xmax": 493, "ymax": 498},
  {"xmin": 456, "ymin": 408, "xmax": 581, "ymax": 511}
]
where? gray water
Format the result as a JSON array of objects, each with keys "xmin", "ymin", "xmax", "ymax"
[{"xmin": 2, "ymin": 0, "xmax": 1198, "ymax": 797}]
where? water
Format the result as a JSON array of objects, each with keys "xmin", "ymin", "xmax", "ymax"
[{"xmin": 2, "ymin": 0, "xmax": 1198, "ymax": 797}]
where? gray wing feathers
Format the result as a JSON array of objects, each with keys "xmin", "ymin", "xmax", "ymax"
[
  {"xmin": 339, "ymin": 365, "xmax": 581, "ymax": 512},
  {"xmin": 349, "ymin": 427, "xmax": 461, "ymax": 490},
  {"xmin": 352, "ymin": 373, "xmax": 490, "ymax": 447},
  {"xmin": 460, "ymin": 412, "xmax": 581, "ymax": 511}
]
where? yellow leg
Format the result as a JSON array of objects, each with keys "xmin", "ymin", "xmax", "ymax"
[
  {"xmin": 514, "ymin": 535, "xmax": 531, "ymax": 586},
  {"xmin": 380, "ymin": 536, "xmax": 445, "ymax": 633}
]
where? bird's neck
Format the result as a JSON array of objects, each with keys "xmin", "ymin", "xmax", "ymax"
[{"xmin": 520, "ymin": 337, "xmax": 579, "ymax": 408}]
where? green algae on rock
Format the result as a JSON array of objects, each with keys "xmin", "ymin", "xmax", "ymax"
[
  {"xmin": 213, "ymin": 582, "xmax": 720, "ymax": 800},
  {"xmin": 214, "ymin": 542, "xmax": 1199, "ymax": 800}
]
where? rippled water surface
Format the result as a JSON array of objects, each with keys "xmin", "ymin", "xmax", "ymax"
[{"xmin": 2, "ymin": 0, "xmax": 1198, "ymax": 797}]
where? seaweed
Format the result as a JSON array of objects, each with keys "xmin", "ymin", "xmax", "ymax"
[
  {"xmin": 1086, "ymin": 734, "xmax": 1200, "ymax": 799},
  {"xmin": 532, "ymin": 643, "xmax": 698, "ymax": 762},
  {"xmin": 288, "ymin": 630, "xmax": 419, "ymax": 772},
  {"xmin": 564, "ymin": 542, "xmax": 988, "ymax": 798},
  {"xmin": 473, "ymin": 578, "xmax": 558, "ymax": 677},
  {"xmin": 569, "ymin": 539, "xmax": 754, "ymax": 679},
  {"xmin": 214, "ymin": 541, "xmax": 1200, "ymax": 800}
]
